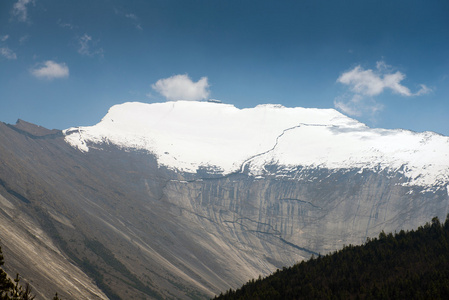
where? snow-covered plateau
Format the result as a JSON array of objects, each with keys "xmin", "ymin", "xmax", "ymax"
[{"xmin": 64, "ymin": 101, "xmax": 449, "ymax": 188}]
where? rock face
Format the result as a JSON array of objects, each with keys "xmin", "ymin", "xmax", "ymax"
[{"xmin": 0, "ymin": 102, "xmax": 448, "ymax": 299}]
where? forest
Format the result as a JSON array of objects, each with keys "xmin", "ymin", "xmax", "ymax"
[{"xmin": 214, "ymin": 216, "xmax": 449, "ymax": 300}]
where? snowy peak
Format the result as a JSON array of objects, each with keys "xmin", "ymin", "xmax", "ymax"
[
  {"xmin": 64, "ymin": 101, "xmax": 360, "ymax": 171},
  {"xmin": 64, "ymin": 101, "xmax": 449, "ymax": 188}
]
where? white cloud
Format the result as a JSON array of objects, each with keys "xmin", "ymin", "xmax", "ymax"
[
  {"xmin": 0, "ymin": 47, "xmax": 17, "ymax": 60},
  {"xmin": 78, "ymin": 34, "xmax": 103, "ymax": 57},
  {"xmin": 12, "ymin": 0, "xmax": 34, "ymax": 22},
  {"xmin": 334, "ymin": 95, "xmax": 363, "ymax": 117},
  {"xmin": 337, "ymin": 61, "xmax": 431, "ymax": 97},
  {"xmin": 415, "ymin": 84, "xmax": 432, "ymax": 96},
  {"xmin": 152, "ymin": 74, "xmax": 210, "ymax": 101},
  {"xmin": 335, "ymin": 61, "xmax": 431, "ymax": 117},
  {"xmin": 337, "ymin": 66, "xmax": 386, "ymax": 96},
  {"xmin": 334, "ymin": 94, "xmax": 383, "ymax": 117},
  {"xmin": 30, "ymin": 60, "xmax": 69, "ymax": 80},
  {"xmin": 0, "ymin": 35, "xmax": 9, "ymax": 42},
  {"xmin": 375, "ymin": 60, "xmax": 390, "ymax": 72}
]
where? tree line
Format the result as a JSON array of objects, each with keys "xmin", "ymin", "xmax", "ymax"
[{"xmin": 214, "ymin": 215, "xmax": 449, "ymax": 299}]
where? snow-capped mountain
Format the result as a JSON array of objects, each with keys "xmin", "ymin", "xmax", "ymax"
[
  {"xmin": 65, "ymin": 101, "xmax": 449, "ymax": 188},
  {"xmin": 0, "ymin": 102, "xmax": 448, "ymax": 299}
]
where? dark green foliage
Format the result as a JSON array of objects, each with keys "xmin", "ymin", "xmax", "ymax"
[{"xmin": 215, "ymin": 215, "xmax": 449, "ymax": 300}]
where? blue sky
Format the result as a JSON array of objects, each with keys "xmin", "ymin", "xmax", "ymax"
[{"xmin": 1, "ymin": 0, "xmax": 448, "ymax": 135}]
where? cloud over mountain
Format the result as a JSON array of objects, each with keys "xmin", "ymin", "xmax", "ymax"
[
  {"xmin": 152, "ymin": 74, "xmax": 210, "ymax": 101},
  {"xmin": 334, "ymin": 61, "xmax": 431, "ymax": 117}
]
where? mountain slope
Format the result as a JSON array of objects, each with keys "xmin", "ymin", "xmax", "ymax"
[
  {"xmin": 1, "ymin": 119, "xmax": 300, "ymax": 299},
  {"xmin": 0, "ymin": 121, "xmax": 108, "ymax": 299},
  {"xmin": 214, "ymin": 216, "xmax": 449, "ymax": 299},
  {"xmin": 0, "ymin": 101, "xmax": 448, "ymax": 299}
]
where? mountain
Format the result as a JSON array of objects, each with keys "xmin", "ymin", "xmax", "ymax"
[
  {"xmin": 64, "ymin": 101, "xmax": 449, "ymax": 188},
  {"xmin": 0, "ymin": 101, "xmax": 448, "ymax": 299}
]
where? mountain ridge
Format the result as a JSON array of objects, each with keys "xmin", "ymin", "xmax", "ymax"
[{"xmin": 64, "ymin": 101, "xmax": 449, "ymax": 188}]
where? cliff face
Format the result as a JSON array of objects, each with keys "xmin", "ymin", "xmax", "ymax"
[
  {"xmin": 163, "ymin": 167, "xmax": 448, "ymax": 259},
  {"xmin": 0, "ymin": 117, "xmax": 448, "ymax": 299}
]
